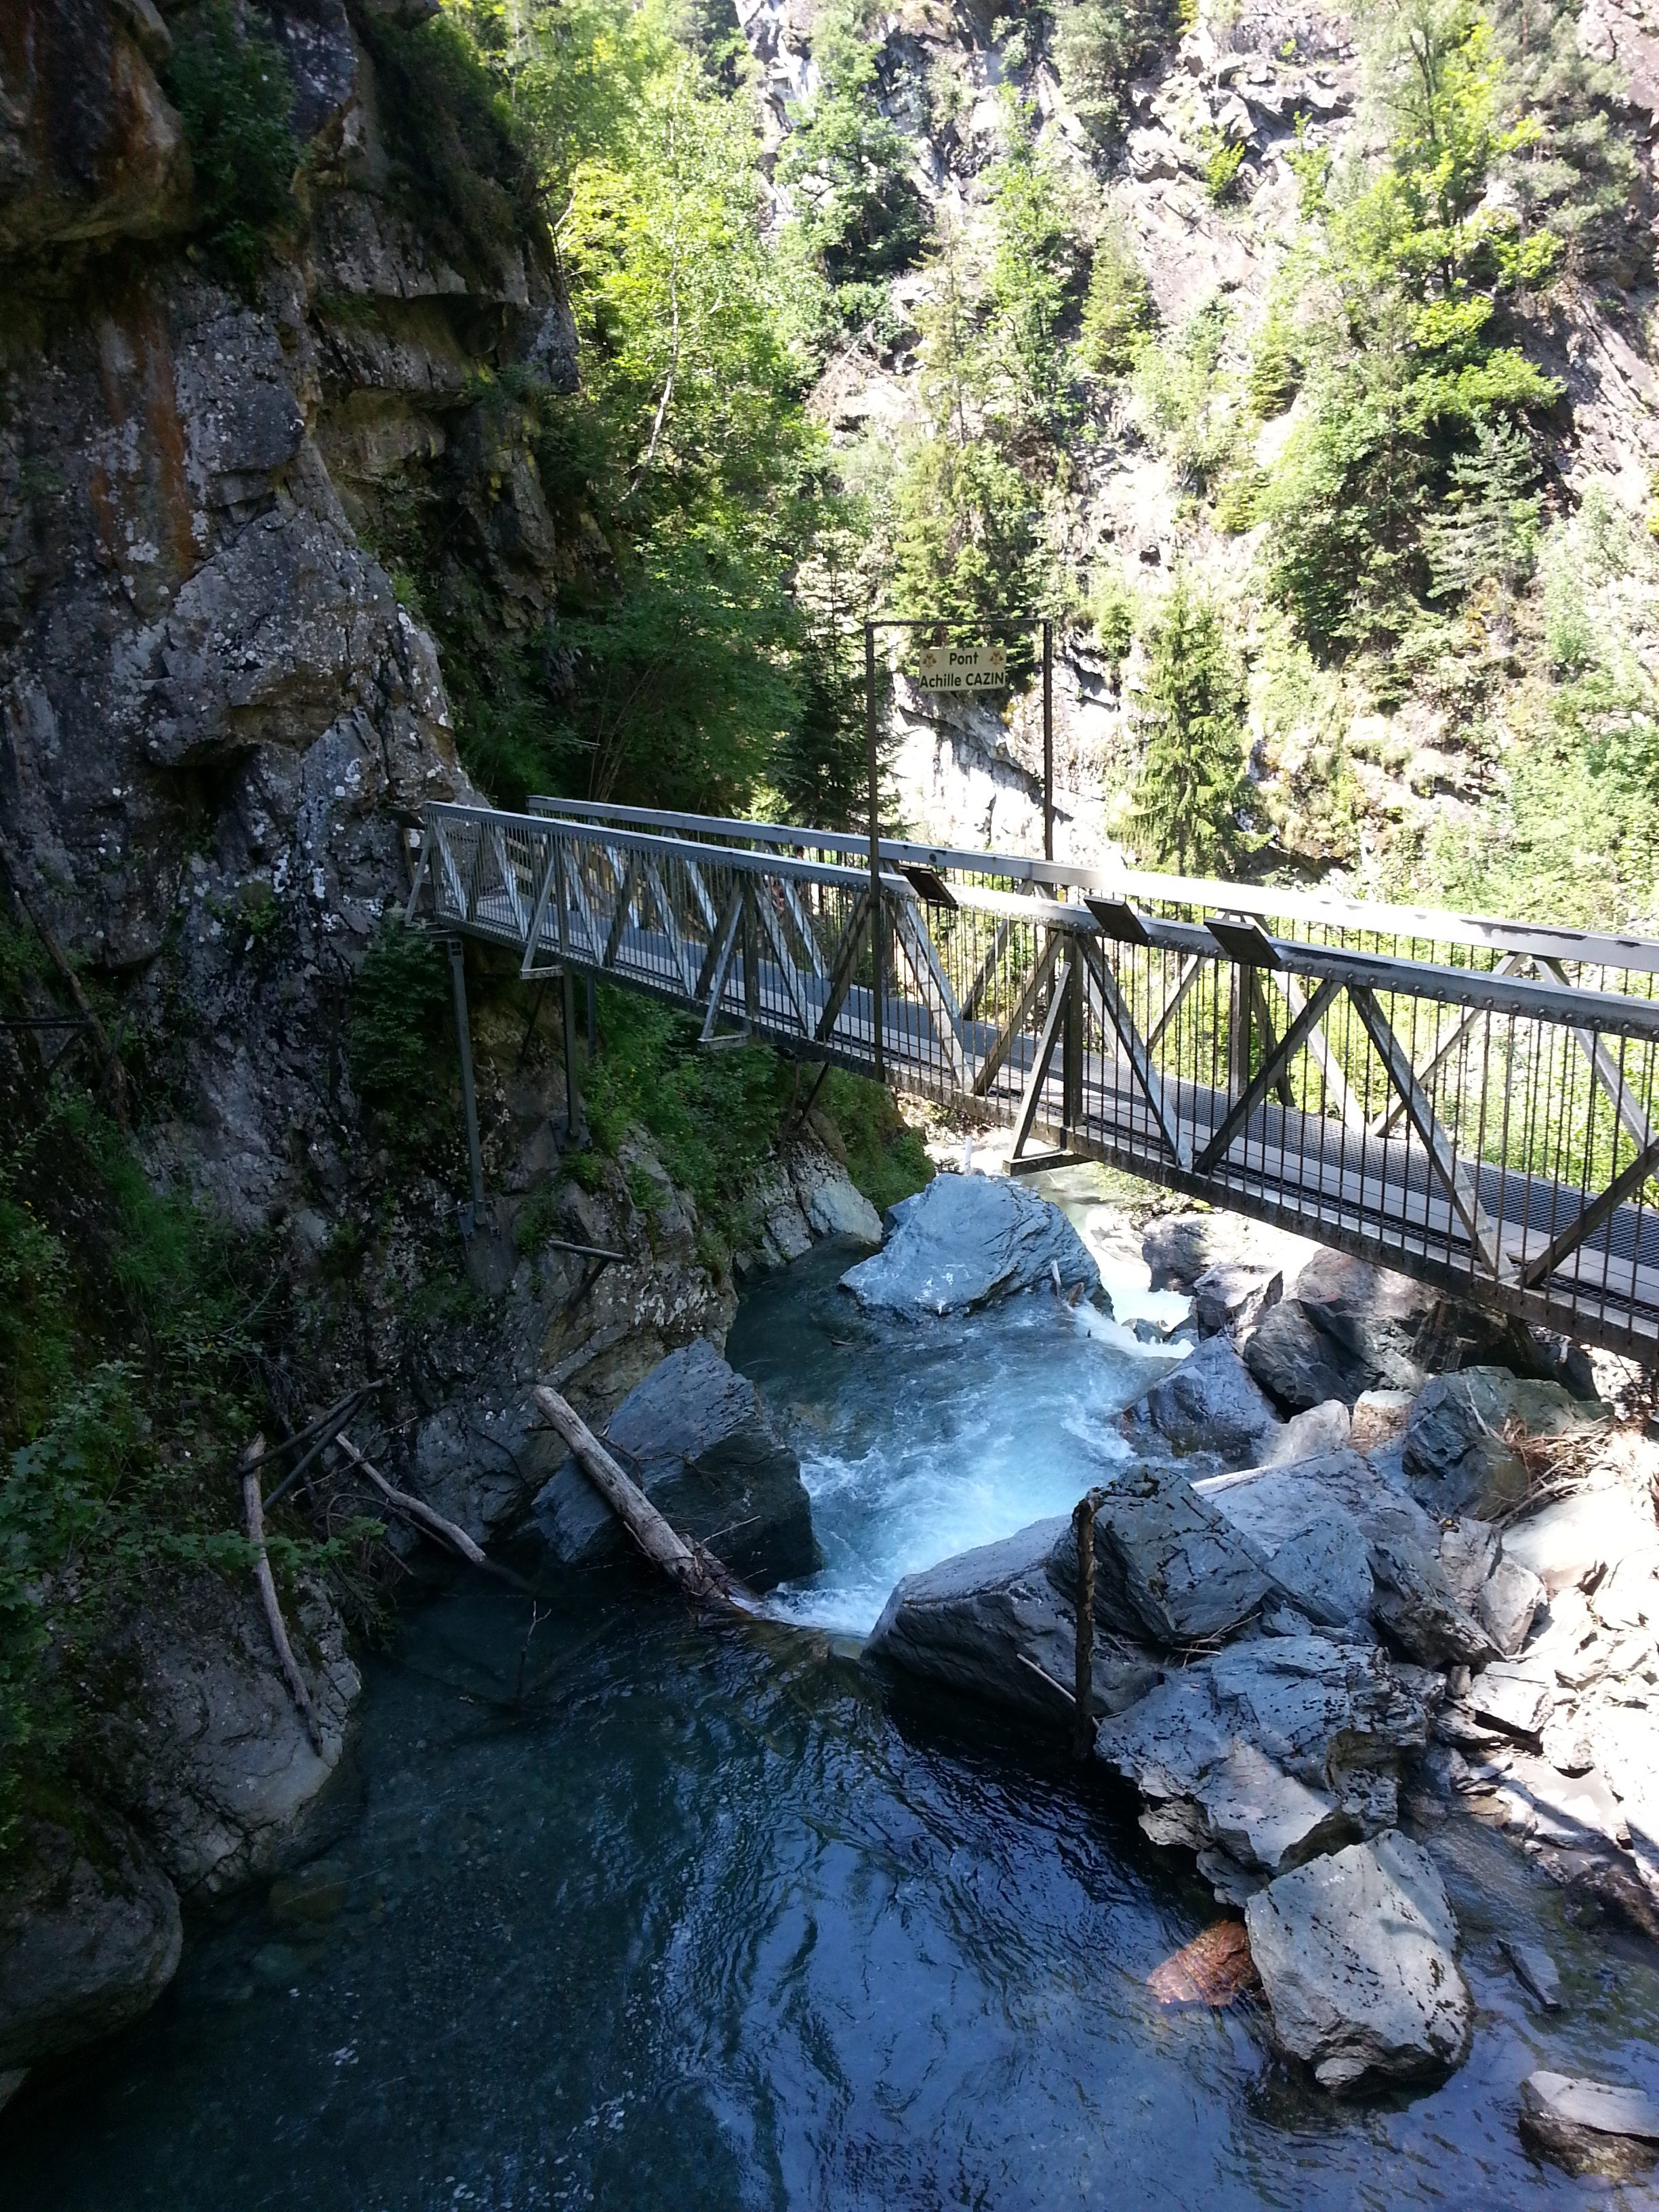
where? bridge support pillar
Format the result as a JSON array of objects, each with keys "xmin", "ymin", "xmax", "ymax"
[{"xmin": 445, "ymin": 935, "xmax": 487, "ymax": 1223}]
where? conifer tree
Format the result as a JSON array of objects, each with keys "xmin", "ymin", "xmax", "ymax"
[{"xmin": 1128, "ymin": 575, "xmax": 1250, "ymax": 873}]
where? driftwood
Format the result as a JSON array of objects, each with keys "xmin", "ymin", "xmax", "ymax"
[
  {"xmin": 333, "ymin": 1431, "xmax": 532, "ymax": 1594},
  {"xmin": 241, "ymin": 1439, "xmax": 325, "ymax": 1755},
  {"xmin": 531, "ymin": 1382, "xmax": 757, "ymax": 1612}
]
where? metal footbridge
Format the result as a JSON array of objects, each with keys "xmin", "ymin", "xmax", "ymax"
[{"xmin": 409, "ymin": 797, "xmax": 1659, "ymax": 1363}]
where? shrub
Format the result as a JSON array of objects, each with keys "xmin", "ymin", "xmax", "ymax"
[{"xmin": 165, "ymin": 0, "xmax": 298, "ymax": 291}]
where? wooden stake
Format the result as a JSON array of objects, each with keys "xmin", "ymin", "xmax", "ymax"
[
  {"xmin": 531, "ymin": 1383, "xmax": 757, "ymax": 1612},
  {"xmin": 241, "ymin": 1439, "xmax": 325, "ymax": 1756},
  {"xmin": 333, "ymin": 1431, "xmax": 531, "ymax": 1594},
  {"xmin": 1071, "ymin": 1488, "xmax": 1102, "ymax": 1759}
]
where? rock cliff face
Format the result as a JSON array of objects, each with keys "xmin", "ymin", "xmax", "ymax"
[
  {"xmin": 1, "ymin": 0, "xmax": 582, "ymax": 1226},
  {"xmin": 0, "ymin": 0, "xmax": 872, "ymax": 2072}
]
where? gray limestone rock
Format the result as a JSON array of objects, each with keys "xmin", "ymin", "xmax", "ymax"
[
  {"xmin": 866, "ymin": 1517, "xmax": 1162, "ymax": 1727},
  {"xmin": 1121, "ymin": 1336, "xmax": 1284, "ymax": 1466},
  {"xmin": 1094, "ymin": 1636, "xmax": 1433, "ymax": 1889},
  {"xmin": 1501, "ymin": 1936, "xmax": 1563, "ymax": 2009},
  {"xmin": 1519, "ymin": 2072, "xmax": 1659, "ymax": 2177},
  {"xmin": 1368, "ymin": 1536, "xmax": 1498, "ymax": 1668},
  {"xmin": 1244, "ymin": 1299, "xmax": 1357, "ymax": 1413},
  {"xmin": 120, "ymin": 1575, "xmax": 359, "ymax": 1896},
  {"xmin": 1046, "ymin": 1467, "xmax": 1273, "ymax": 1645},
  {"xmin": 1265, "ymin": 1398, "xmax": 1352, "ymax": 1461},
  {"xmin": 1245, "ymin": 1831, "xmax": 1472, "ymax": 2091},
  {"xmin": 1192, "ymin": 1260, "xmax": 1282, "ymax": 1339},
  {"xmin": 1288, "ymin": 1249, "xmax": 1440, "ymax": 1393},
  {"xmin": 1402, "ymin": 1368, "xmax": 1608, "ymax": 1519},
  {"xmin": 0, "ymin": 1818, "xmax": 182, "ymax": 2068},
  {"xmin": 840, "ymin": 1172, "xmax": 1103, "ymax": 1315},
  {"xmin": 1479, "ymin": 1553, "xmax": 1546, "ymax": 1657},
  {"xmin": 1468, "ymin": 1662, "xmax": 1555, "ymax": 1744},
  {"xmin": 532, "ymin": 1340, "xmax": 819, "ymax": 1588},
  {"xmin": 1202, "ymin": 1467, "xmax": 1374, "ymax": 1633}
]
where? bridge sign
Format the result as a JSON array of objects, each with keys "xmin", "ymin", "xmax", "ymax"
[{"xmin": 913, "ymin": 643, "xmax": 1009, "ymax": 693}]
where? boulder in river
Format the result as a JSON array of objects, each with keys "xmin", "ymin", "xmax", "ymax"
[
  {"xmin": 1094, "ymin": 1635, "xmax": 1434, "ymax": 1898},
  {"xmin": 1198, "ymin": 1450, "xmax": 1495, "ymax": 1665},
  {"xmin": 840, "ymin": 1171, "xmax": 1103, "ymax": 1315},
  {"xmin": 1046, "ymin": 1467, "xmax": 1273, "ymax": 1645},
  {"xmin": 1191, "ymin": 1261, "xmax": 1282, "ymax": 1340},
  {"xmin": 1244, "ymin": 1298, "xmax": 1357, "ymax": 1414},
  {"xmin": 1244, "ymin": 1830, "xmax": 1472, "ymax": 2091},
  {"xmin": 1401, "ymin": 1368, "xmax": 1607, "ymax": 1519},
  {"xmin": 0, "ymin": 1817, "xmax": 182, "ymax": 2069},
  {"xmin": 1518, "ymin": 2072, "xmax": 1659, "ymax": 2177},
  {"xmin": 866, "ymin": 1517, "xmax": 1162, "ymax": 1727},
  {"xmin": 532, "ymin": 1340, "xmax": 819, "ymax": 1587},
  {"xmin": 1120, "ymin": 1336, "xmax": 1284, "ymax": 1466}
]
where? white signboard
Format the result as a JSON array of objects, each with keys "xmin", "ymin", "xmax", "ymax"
[{"xmin": 912, "ymin": 643, "xmax": 1009, "ymax": 693}]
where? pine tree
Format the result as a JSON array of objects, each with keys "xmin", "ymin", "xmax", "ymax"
[
  {"xmin": 1077, "ymin": 217, "xmax": 1153, "ymax": 379},
  {"xmin": 1420, "ymin": 415, "xmax": 1542, "ymax": 605},
  {"xmin": 1128, "ymin": 575, "xmax": 1250, "ymax": 873},
  {"xmin": 1489, "ymin": 0, "xmax": 1637, "ymax": 270}
]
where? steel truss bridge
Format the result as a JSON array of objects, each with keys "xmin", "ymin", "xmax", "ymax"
[{"xmin": 409, "ymin": 797, "xmax": 1659, "ymax": 1364}]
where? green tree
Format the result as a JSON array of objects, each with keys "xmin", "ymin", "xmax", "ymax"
[
  {"xmin": 1077, "ymin": 216, "xmax": 1153, "ymax": 378},
  {"xmin": 981, "ymin": 96, "xmax": 1080, "ymax": 432},
  {"xmin": 1128, "ymin": 574, "xmax": 1250, "ymax": 872},
  {"xmin": 777, "ymin": 0, "xmax": 926, "ymax": 336},
  {"xmin": 164, "ymin": 0, "xmax": 298, "ymax": 291},
  {"xmin": 1052, "ymin": 0, "xmax": 1165, "ymax": 151},
  {"xmin": 1420, "ymin": 413, "xmax": 1542, "ymax": 604},
  {"xmin": 1488, "ymin": 0, "xmax": 1637, "ymax": 270},
  {"xmin": 1260, "ymin": 0, "xmax": 1562, "ymax": 651}
]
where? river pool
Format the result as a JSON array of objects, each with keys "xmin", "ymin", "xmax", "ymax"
[{"xmin": 7, "ymin": 1225, "xmax": 1659, "ymax": 2209}]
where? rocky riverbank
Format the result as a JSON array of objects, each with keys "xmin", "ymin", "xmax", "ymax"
[{"xmin": 859, "ymin": 1167, "xmax": 1659, "ymax": 2161}]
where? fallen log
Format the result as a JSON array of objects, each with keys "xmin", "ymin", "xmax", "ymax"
[
  {"xmin": 332, "ymin": 1432, "xmax": 533, "ymax": 1595},
  {"xmin": 531, "ymin": 1382, "xmax": 758, "ymax": 1612},
  {"xmin": 241, "ymin": 1438, "xmax": 325, "ymax": 1755}
]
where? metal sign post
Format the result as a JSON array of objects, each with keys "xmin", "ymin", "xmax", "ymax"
[
  {"xmin": 861, "ymin": 611, "xmax": 1058, "ymax": 1085},
  {"xmin": 865, "ymin": 618, "xmax": 883, "ymax": 1081}
]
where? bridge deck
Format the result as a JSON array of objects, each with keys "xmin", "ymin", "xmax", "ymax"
[{"xmin": 411, "ymin": 802, "xmax": 1659, "ymax": 1364}]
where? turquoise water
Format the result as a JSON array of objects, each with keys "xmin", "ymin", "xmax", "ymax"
[{"xmin": 7, "ymin": 1245, "xmax": 1659, "ymax": 2209}]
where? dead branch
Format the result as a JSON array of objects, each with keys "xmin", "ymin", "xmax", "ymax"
[
  {"xmin": 332, "ymin": 1432, "xmax": 533, "ymax": 1594},
  {"xmin": 531, "ymin": 1382, "xmax": 758, "ymax": 1614},
  {"xmin": 241, "ymin": 1437, "xmax": 325, "ymax": 1755}
]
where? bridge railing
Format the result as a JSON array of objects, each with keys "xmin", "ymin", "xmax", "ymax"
[{"xmin": 417, "ymin": 800, "xmax": 1659, "ymax": 1357}]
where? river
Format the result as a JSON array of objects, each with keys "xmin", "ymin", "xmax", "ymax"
[{"xmin": 7, "ymin": 1212, "xmax": 1658, "ymax": 2209}]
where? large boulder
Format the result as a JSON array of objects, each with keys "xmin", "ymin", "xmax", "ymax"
[
  {"xmin": 1192, "ymin": 1261, "xmax": 1282, "ymax": 1340},
  {"xmin": 1199, "ymin": 1450, "xmax": 1494, "ymax": 1664},
  {"xmin": 866, "ymin": 1518, "xmax": 1162, "ymax": 1727},
  {"xmin": 531, "ymin": 1340, "xmax": 819, "ymax": 1587},
  {"xmin": 1120, "ymin": 1337, "xmax": 1284, "ymax": 1466},
  {"xmin": 1519, "ymin": 2072, "xmax": 1659, "ymax": 2178},
  {"xmin": 1094, "ymin": 1636, "xmax": 1435, "ymax": 1899},
  {"xmin": 1244, "ymin": 1300, "xmax": 1357, "ymax": 1413},
  {"xmin": 1402, "ymin": 1368, "xmax": 1608, "ymax": 1519},
  {"xmin": 1142, "ymin": 1212, "xmax": 1319, "ymax": 1294},
  {"xmin": 1046, "ymin": 1467, "xmax": 1273, "ymax": 1645},
  {"xmin": 121, "ymin": 1574, "xmax": 360, "ymax": 1896},
  {"xmin": 0, "ymin": 1817, "xmax": 182, "ymax": 2068},
  {"xmin": 1244, "ymin": 1831, "xmax": 1472, "ymax": 2091},
  {"xmin": 1197, "ymin": 1465, "xmax": 1374, "ymax": 1634},
  {"xmin": 840, "ymin": 1172, "xmax": 1103, "ymax": 1315}
]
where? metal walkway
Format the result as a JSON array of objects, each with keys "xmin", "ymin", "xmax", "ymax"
[{"xmin": 409, "ymin": 797, "xmax": 1659, "ymax": 1363}]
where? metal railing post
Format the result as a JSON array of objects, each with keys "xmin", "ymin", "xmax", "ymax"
[{"xmin": 866, "ymin": 618, "xmax": 884, "ymax": 1082}]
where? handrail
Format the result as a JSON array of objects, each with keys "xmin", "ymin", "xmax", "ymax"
[{"xmin": 527, "ymin": 795, "xmax": 1659, "ymax": 980}]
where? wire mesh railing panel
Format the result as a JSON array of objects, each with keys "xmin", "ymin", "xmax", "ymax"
[{"xmin": 417, "ymin": 804, "xmax": 1659, "ymax": 1358}]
